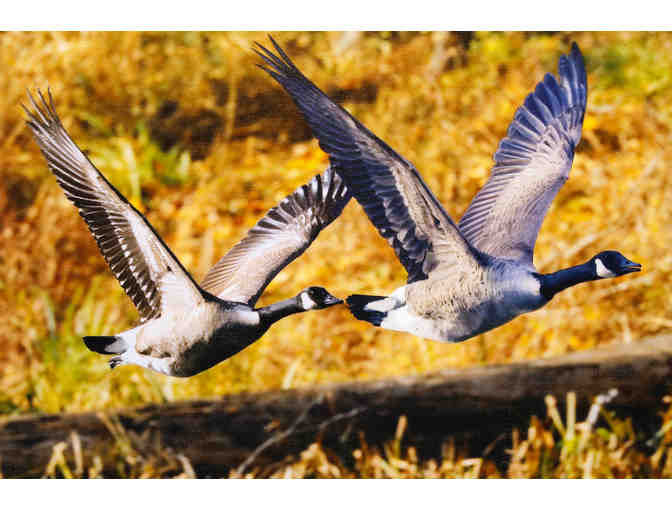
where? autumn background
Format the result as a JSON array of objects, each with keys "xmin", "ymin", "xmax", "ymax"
[{"xmin": 1, "ymin": 31, "xmax": 671, "ymax": 477}]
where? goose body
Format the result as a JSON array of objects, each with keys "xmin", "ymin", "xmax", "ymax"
[
  {"xmin": 353, "ymin": 258, "xmax": 545, "ymax": 342},
  {"xmin": 26, "ymin": 92, "xmax": 349, "ymax": 375},
  {"xmin": 255, "ymin": 38, "xmax": 641, "ymax": 343},
  {"xmin": 97, "ymin": 298, "xmax": 260, "ymax": 376}
]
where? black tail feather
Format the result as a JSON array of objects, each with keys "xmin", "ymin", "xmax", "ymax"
[
  {"xmin": 83, "ymin": 336, "xmax": 126, "ymax": 355},
  {"xmin": 346, "ymin": 294, "xmax": 386, "ymax": 326},
  {"xmin": 109, "ymin": 356, "xmax": 123, "ymax": 370}
]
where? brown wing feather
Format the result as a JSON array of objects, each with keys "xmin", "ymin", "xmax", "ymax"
[
  {"xmin": 458, "ymin": 44, "xmax": 587, "ymax": 265},
  {"xmin": 200, "ymin": 166, "xmax": 350, "ymax": 306},
  {"xmin": 25, "ymin": 90, "xmax": 202, "ymax": 321},
  {"xmin": 254, "ymin": 37, "xmax": 480, "ymax": 283}
]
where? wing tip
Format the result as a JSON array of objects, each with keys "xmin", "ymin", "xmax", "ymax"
[
  {"xmin": 559, "ymin": 41, "xmax": 588, "ymax": 100},
  {"xmin": 570, "ymin": 41, "xmax": 584, "ymax": 64},
  {"xmin": 24, "ymin": 87, "xmax": 60, "ymax": 128},
  {"xmin": 495, "ymin": 40, "xmax": 588, "ymax": 165},
  {"xmin": 282, "ymin": 166, "xmax": 351, "ymax": 228},
  {"xmin": 253, "ymin": 34, "xmax": 298, "ymax": 81}
]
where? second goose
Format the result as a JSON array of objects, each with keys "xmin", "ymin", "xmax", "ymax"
[{"xmin": 255, "ymin": 39, "xmax": 641, "ymax": 343}]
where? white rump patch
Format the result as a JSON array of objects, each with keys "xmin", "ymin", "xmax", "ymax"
[
  {"xmin": 366, "ymin": 286, "xmax": 407, "ymax": 312},
  {"xmin": 365, "ymin": 297, "xmax": 397, "ymax": 313},
  {"xmin": 595, "ymin": 258, "xmax": 616, "ymax": 279}
]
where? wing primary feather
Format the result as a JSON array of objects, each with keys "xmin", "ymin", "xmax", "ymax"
[
  {"xmin": 25, "ymin": 90, "xmax": 203, "ymax": 321},
  {"xmin": 457, "ymin": 43, "xmax": 587, "ymax": 265},
  {"xmin": 254, "ymin": 36, "xmax": 480, "ymax": 283}
]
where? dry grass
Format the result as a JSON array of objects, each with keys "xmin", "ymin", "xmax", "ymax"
[
  {"xmin": 1, "ymin": 31, "xmax": 671, "ymax": 476},
  {"xmin": 260, "ymin": 392, "xmax": 672, "ymax": 479},
  {"xmin": 22, "ymin": 391, "xmax": 672, "ymax": 479}
]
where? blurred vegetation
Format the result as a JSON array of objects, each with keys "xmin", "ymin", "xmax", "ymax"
[{"xmin": 1, "ymin": 31, "xmax": 671, "ymax": 477}]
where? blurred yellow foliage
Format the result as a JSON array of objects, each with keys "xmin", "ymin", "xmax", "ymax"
[{"xmin": 0, "ymin": 31, "xmax": 671, "ymax": 477}]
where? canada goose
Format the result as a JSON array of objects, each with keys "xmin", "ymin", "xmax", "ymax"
[
  {"xmin": 25, "ymin": 91, "xmax": 349, "ymax": 376},
  {"xmin": 254, "ymin": 38, "xmax": 641, "ymax": 343}
]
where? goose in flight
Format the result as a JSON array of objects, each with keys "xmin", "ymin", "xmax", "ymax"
[
  {"xmin": 254, "ymin": 38, "xmax": 641, "ymax": 343},
  {"xmin": 25, "ymin": 91, "xmax": 349, "ymax": 376}
]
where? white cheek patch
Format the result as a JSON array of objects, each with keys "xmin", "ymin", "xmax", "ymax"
[
  {"xmin": 595, "ymin": 258, "xmax": 616, "ymax": 279},
  {"xmin": 300, "ymin": 292, "xmax": 317, "ymax": 310}
]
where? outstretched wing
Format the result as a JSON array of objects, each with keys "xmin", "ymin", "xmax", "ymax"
[
  {"xmin": 25, "ymin": 90, "xmax": 203, "ymax": 322},
  {"xmin": 255, "ymin": 37, "xmax": 481, "ymax": 284},
  {"xmin": 200, "ymin": 166, "xmax": 350, "ymax": 306},
  {"xmin": 458, "ymin": 43, "xmax": 587, "ymax": 266}
]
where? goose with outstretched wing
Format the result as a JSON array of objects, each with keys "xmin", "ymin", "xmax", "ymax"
[
  {"xmin": 25, "ymin": 91, "xmax": 349, "ymax": 376},
  {"xmin": 255, "ymin": 38, "xmax": 640, "ymax": 343}
]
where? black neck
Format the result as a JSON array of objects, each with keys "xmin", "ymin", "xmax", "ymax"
[
  {"xmin": 538, "ymin": 261, "xmax": 597, "ymax": 300},
  {"xmin": 257, "ymin": 296, "xmax": 305, "ymax": 327}
]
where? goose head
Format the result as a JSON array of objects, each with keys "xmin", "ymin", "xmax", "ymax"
[
  {"xmin": 592, "ymin": 251, "xmax": 641, "ymax": 279},
  {"xmin": 298, "ymin": 286, "xmax": 343, "ymax": 310}
]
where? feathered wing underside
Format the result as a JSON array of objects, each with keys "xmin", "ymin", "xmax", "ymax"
[
  {"xmin": 200, "ymin": 166, "xmax": 351, "ymax": 306},
  {"xmin": 254, "ymin": 37, "xmax": 480, "ymax": 283},
  {"xmin": 25, "ymin": 90, "xmax": 203, "ymax": 322},
  {"xmin": 458, "ymin": 43, "xmax": 587, "ymax": 265}
]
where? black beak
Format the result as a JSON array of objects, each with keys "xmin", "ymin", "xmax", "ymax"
[
  {"xmin": 323, "ymin": 294, "xmax": 343, "ymax": 306},
  {"xmin": 621, "ymin": 261, "xmax": 642, "ymax": 274}
]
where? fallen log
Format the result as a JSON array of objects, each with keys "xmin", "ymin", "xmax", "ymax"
[{"xmin": 2, "ymin": 335, "xmax": 672, "ymax": 477}]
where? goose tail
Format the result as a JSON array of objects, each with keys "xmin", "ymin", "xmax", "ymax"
[
  {"xmin": 346, "ymin": 294, "xmax": 389, "ymax": 326},
  {"xmin": 83, "ymin": 335, "xmax": 127, "ymax": 355}
]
